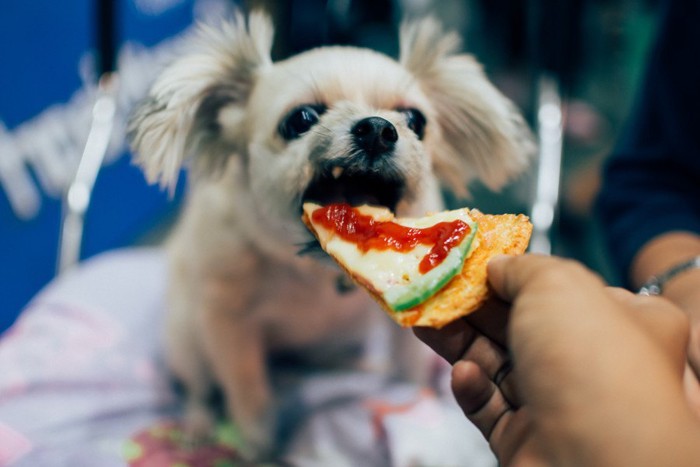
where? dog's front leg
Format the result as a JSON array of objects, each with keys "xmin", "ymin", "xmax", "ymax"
[{"xmin": 198, "ymin": 280, "xmax": 275, "ymax": 459}]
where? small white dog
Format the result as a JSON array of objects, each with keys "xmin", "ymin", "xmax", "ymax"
[{"xmin": 129, "ymin": 10, "xmax": 533, "ymax": 459}]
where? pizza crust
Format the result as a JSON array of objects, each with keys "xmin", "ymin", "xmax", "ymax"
[
  {"xmin": 392, "ymin": 210, "xmax": 532, "ymax": 328},
  {"xmin": 303, "ymin": 206, "xmax": 532, "ymax": 329}
]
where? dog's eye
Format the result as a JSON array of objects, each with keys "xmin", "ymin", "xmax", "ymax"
[
  {"xmin": 279, "ymin": 105, "xmax": 326, "ymax": 140},
  {"xmin": 398, "ymin": 108, "xmax": 426, "ymax": 140}
]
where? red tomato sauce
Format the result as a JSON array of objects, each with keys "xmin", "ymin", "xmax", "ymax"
[{"xmin": 312, "ymin": 203, "xmax": 470, "ymax": 273}]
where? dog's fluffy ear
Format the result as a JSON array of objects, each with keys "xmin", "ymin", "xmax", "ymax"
[
  {"xmin": 400, "ymin": 17, "xmax": 535, "ymax": 196},
  {"xmin": 128, "ymin": 11, "xmax": 273, "ymax": 190}
]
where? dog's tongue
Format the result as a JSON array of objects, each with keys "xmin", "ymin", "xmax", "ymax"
[
  {"xmin": 346, "ymin": 193, "xmax": 380, "ymax": 207},
  {"xmin": 307, "ymin": 187, "xmax": 381, "ymax": 209}
]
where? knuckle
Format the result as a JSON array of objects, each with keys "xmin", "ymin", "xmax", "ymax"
[{"xmin": 530, "ymin": 257, "xmax": 589, "ymax": 288}]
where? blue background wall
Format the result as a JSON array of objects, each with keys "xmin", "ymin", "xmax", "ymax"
[{"xmin": 0, "ymin": 0, "xmax": 235, "ymax": 332}]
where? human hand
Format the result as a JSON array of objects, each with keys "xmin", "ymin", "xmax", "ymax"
[{"xmin": 416, "ymin": 254, "xmax": 700, "ymax": 466}]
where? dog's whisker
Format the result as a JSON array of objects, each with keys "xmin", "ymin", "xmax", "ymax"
[
  {"xmin": 310, "ymin": 125, "xmax": 333, "ymax": 138},
  {"xmin": 310, "ymin": 129, "xmax": 333, "ymax": 139}
]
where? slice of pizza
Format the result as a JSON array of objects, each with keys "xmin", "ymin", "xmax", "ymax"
[{"xmin": 302, "ymin": 202, "xmax": 532, "ymax": 328}]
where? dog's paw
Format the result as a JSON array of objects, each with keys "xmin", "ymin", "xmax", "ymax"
[
  {"xmin": 236, "ymin": 408, "xmax": 278, "ymax": 461},
  {"xmin": 181, "ymin": 400, "xmax": 217, "ymax": 448}
]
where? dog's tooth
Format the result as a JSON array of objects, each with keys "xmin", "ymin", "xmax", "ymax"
[{"xmin": 332, "ymin": 166, "xmax": 343, "ymax": 179}]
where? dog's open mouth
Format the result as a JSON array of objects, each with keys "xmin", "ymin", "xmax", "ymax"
[
  {"xmin": 301, "ymin": 165, "xmax": 405, "ymax": 213},
  {"xmin": 297, "ymin": 165, "xmax": 405, "ymax": 257}
]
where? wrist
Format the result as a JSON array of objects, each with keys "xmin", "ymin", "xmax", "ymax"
[
  {"xmin": 630, "ymin": 232, "xmax": 700, "ymax": 289},
  {"xmin": 639, "ymin": 256, "xmax": 700, "ymax": 296}
]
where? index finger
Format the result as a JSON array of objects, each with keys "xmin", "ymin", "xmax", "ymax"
[
  {"xmin": 487, "ymin": 253, "xmax": 604, "ymax": 304},
  {"xmin": 413, "ymin": 318, "xmax": 480, "ymax": 363}
]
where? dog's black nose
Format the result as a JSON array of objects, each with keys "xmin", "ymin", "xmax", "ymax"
[{"xmin": 351, "ymin": 117, "xmax": 398, "ymax": 158}]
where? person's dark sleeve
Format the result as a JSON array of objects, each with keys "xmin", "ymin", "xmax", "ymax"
[{"xmin": 595, "ymin": 0, "xmax": 700, "ymax": 287}]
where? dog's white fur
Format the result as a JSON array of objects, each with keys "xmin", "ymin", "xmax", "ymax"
[{"xmin": 129, "ymin": 11, "xmax": 533, "ymax": 458}]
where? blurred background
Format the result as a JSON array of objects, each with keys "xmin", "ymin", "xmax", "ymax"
[{"xmin": 0, "ymin": 0, "xmax": 660, "ymax": 333}]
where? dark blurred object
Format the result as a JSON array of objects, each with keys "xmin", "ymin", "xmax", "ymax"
[
  {"xmin": 97, "ymin": 0, "xmax": 118, "ymax": 75},
  {"xmin": 248, "ymin": 0, "xmax": 397, "ymax": 58},
  {"xmin": 527, "ymin": 0, "xmax": 585, "ymax": 93},
  {"xmin": 474, "ymin": 0, "xmax": 528, "ymax": 69}
]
